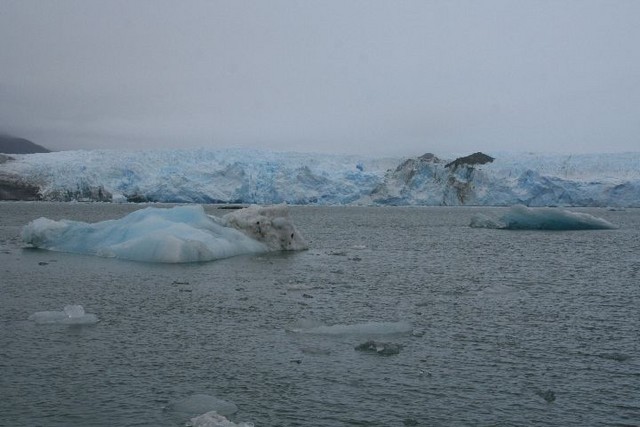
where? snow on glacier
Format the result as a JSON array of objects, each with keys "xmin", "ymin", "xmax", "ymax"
[
  {"xmin": 470, "ymin": 205, "xmax": 618, "ymax": 230},
  {"xmin": 2, "ymin": 148, "xmax": 640, "ymax": 206},
  {"xmin": 22, "ymin": 204, "xmax": 306, "ymax": 263}
]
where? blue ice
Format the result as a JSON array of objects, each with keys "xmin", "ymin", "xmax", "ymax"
[
  {"xmin": 22, "ymin": 205, "xmax": 306, "ymax": 263},
  {"xmin": 470, "ymin": 205, "xmax": 617, "ymax": 230}
]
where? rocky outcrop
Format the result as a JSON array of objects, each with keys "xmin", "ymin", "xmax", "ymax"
[
  {"xmin": 445, "ymin": 152, "xmax": 494, "ymax": 170},
  {"xmin": 0, "ymin": 174, "xmax": 41, "ymax": 200}
]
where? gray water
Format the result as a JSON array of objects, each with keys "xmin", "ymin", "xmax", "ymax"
[{"xmin": 1, "ymin": 202, "xmax": 638, "ymax": 426}]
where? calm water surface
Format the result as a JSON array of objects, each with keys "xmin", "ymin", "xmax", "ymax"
[{"xmin": 1, "ymin": 202, "xmax": 638, "ymax": 426}]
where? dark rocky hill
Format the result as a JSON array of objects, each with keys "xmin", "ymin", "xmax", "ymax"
[
  {"xmin": 445, "ymin": 152, "xmax": 494, "ymax": 169},
  {"xmin": 0, "ymin": 134, "xmax": 50, "ymax": 154}
]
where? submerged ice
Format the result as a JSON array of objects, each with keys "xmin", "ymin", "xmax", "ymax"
[
  {"xmin": 470, "ymin": 205, "xmax": 618, "ymax": 230},
  {"xmin": 22, "ymin": 204, "xmax": 307, "ymax": 263}
]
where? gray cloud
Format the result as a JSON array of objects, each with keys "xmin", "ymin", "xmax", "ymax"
[{"xmin": 1, "ymin": 0, "xmax": 639, "ymax": 156}]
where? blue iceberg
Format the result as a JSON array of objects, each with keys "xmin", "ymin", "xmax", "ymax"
[
  {"xmin": 470, "ymin": 205, "xmax": 618, "ymax": 230},
  {"xmin": 22, "ymin": 205, "xmax": 307, "ymax": 263}
]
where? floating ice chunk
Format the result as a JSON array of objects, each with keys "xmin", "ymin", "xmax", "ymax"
[
  {"xmin": 221, "ymin": 204, "xmax": 308, "ymax": 251},
  {"xmin": 63, "ymin": 304, "xmax": 86, "ymax": 318},
  {"xmin": 288, "ymin": 321, "xmax": 412, "ymax": 336},
  {"xmin": 22, "ymin": 205, "xmax": 305, "ymax": 263},
  {"xmin": 167, "ymin": 394, "xmax": 238, "ymax": 419},
  {"xmin": 111, "ymin": 193, "xmax": 127, "ymax": 203},
  {"xmin": 187, "ymin": 411, "xmax": 254, "ymax": 427},
  {"xmin": 470, "ymin": 205, "xmax": 617, "ymax": 230},
  {"xmin": 355, "ymin": 340, "xmax": 402, "ymax": 355},
  {"xmin": 29, "ymin": 305, "xmax": 98, "ymax": 324}
]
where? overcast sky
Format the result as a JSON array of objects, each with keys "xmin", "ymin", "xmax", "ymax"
[{"xmin": 1, "ymin": 0, "xmax": 639, "ymax": 156}]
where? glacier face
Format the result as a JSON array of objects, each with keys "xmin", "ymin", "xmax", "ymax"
[
  {"xmin": 1, "ymin": 149, "xmax": 639, "ymax": 207},
  {"xmin": 368, "ymin": 152, "xmax": 640, "ymax": 207},
  {"xmin": 1, "ymin": 149, "xmax": 394, "ymax": 205}
]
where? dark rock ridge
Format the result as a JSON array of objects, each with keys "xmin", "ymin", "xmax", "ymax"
[
  {"xmin": 445, "ymin": 152, "xmax": 494, "ymax": 169},
  {"xmin": 0, "ymin": 134, "xmax": 51, "ymax": 154},
  {"xmin": 0, "ymin": 174, "xmax": 41, "ymax": 201}
]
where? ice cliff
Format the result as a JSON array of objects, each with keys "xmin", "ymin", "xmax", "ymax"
[
  {"xmin": 368, "ymin": 151, "xmax": 640, "ymax": 207},
  {"xmin": 1, "ymin": 149, "xmax": 639, "ymax": 207}
]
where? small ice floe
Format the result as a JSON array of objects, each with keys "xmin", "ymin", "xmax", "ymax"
[
  {"xmin": 287, "ymin": 320, "xmax": 413, "ymax": 336},
  {"xmin": 355, "ymin": 340, "xmax": 402, "ymax": 356},
  {"xmin": 470, "ymin": 205, "xmax": 617, "ymax": 230},
  {"xmin": 166, "ymin": 394, "xmax": 238, "ymax": 419},
  {"xmin": 187, "ymin": 411, "xmax": 254, "ymax": 427},
  {"xmin": 28, "ymin": 305, "xmax": 98, "ymax": 324}
]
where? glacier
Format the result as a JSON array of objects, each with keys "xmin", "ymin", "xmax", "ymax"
[
  {"xmin": 470, "ymin": 205, "xmax": 618, "ymax": 230},
  {"xmin": 22, "ymin": 204, "xmax": 307, "ymax": 263},
  {"xmin": 1, "ymin": 148, "xmax": 640, "ymax": 206}
]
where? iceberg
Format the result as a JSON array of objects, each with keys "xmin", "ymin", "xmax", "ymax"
[
  {"xmin": 22, "ymin": 204, "xmax": 307, "ymax": 263},
  {"xmin": 166, "ymin": 394, "xmax": 250, "ymax": 426},
  {"xmin": 470, "ymin": 205, "xmax": 618, "ymax": 230},
  {"xmin": 29, "ymin": 305, "xmax": 99, "ymax": 324}
]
